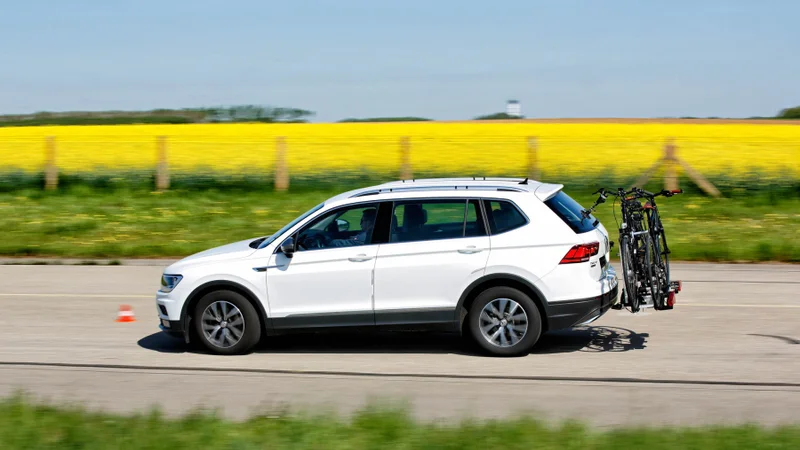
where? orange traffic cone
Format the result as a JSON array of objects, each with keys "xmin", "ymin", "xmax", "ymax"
[{"xmin": 116, "ymin": 304, "xmax": 136, "ymax": 322}]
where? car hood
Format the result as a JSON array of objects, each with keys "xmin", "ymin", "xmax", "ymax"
[{"xmin": 170, "ymin": 236, "xmax": 267, "ymax": 268}]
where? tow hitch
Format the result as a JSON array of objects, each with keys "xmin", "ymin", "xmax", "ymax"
[{"xmin": 612, "ymin": 279, "xmax": 682, "ymax": 311}]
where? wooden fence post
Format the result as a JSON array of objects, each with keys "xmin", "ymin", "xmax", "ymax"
[
  {"xmin": 156, "ymin": 136, "xmax": 170, "ymax": 191},
  {"xmin": 275, "ymin": 136, "xmax": 289, "ymax": 191},
  {"xmin": 399, "ymin": 136, "xmax": 412, "ymax": 180},
  {"xmin": 631, "ymin": 137, "xmax": 722, "ymax": 197},
  {"xmin": 663, "ymin": 138, "xmax": 679, "ymax": 191},
  {"xmin": 527, "ymin": 136, "xmax": 540, "ymax": 180},
  {"xmin": 44, "ymin": 136, "xmax": 58, "ymax": 190}
]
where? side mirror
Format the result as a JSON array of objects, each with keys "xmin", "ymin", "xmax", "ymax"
[
  {"xmin": 336, "ymin": 218, "xmax": 350, "ymax": 231},
  {"xmin": 279, "ymin": 237, "xmax": 295, "ymax": 257}
]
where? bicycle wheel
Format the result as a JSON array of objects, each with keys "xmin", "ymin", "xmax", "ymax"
[
  {"xmin": 620, "ymin": 235, "xmax": 639, "ymax": 312},
  {"xmin": 646, "ymin": 210, "xmax": 667, "ymax": 308},
  {"xmin": 644, "ymin": 234, "xmax": 664, "ymax": 309},
  {"xmin": 657, "ymin": 218, "xmax": 671, "ymax": 288}
]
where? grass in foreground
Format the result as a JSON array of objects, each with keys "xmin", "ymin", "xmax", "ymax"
[
  {"xmin": 2, "ymin": 186, "xmax": 799, "ymax": 261},
  {"xmin": 1, "ymin": 394, "xmax": 798, "ymax": 450}
]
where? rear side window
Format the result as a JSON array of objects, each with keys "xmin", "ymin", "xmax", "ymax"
[
  {"xmin": 390, "ymin": 199, "xmax": 486, "ymax": 243},
  {"xmin": 483, "ymin": 200, "xmax": 528, "ymax": 234},
  {"xmin": 544, "ymin": 191, "xmax": 597, "ymax": 234}
]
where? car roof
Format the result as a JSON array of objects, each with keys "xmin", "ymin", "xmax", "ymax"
[{"xmin": 324, "ymin": 177, "xmax": 565, "ymax": 206}]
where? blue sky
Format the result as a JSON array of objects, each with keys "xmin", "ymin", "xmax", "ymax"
[{"xmin": 1, "ymin": 0, "xmax": 798, "ymax": 122}]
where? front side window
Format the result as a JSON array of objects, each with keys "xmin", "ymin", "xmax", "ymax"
[
  {"xmin": 484, "ymin": 200, "xmax": 528, "ymax": 234},
  {"xmin": 295, "ymin": 203, "xmax": 379, "ymax": 251},
  {"xmin": 390, "ymin": 199, "xmax": 485, "ymax": 243}
]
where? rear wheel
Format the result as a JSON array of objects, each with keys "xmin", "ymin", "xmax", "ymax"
[
  {"xmin": 468, "ymin": 287, "xmax": 542, "ymax": 357},
  {"xmin": 193, "ymin": 290, "xmax": 262, "ymax": 355}
]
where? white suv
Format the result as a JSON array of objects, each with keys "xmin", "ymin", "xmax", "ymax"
[{"xmin": 155, "ymin": 178, "xmax": 619, "ymax": 356}]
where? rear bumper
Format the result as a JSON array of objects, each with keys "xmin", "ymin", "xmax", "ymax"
[{"xmin": 547, "ymin": 268, "xmax": 619, "ymax": 330}]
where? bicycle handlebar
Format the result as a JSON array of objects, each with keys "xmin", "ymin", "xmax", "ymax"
[
  {"xmin": 581, "ymin": 187, "xmax": 682, "ymax": 218},
  {"xmin": 599, "ymin": 187, "xmax": 683, "ymax": 199}
]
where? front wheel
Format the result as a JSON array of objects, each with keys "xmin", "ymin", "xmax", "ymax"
[
  {"xmin": 620, "ymin": 235, "xmax": 639, "ymax": 312},
  {"xmin": 193, "ymin": 290, "xmax": 262, "ymax": 355},
  {"xmin": 649, "ymin": 210, "xmax": 671, "ymax": 299},
  {"xmin": 468, "ymin": 287, "xmax": 542, "ymax": 357},
  {"xmin": 650, "ymin": 232, "xmax": 668, "ymax": 309},
  {"xmin": 641, "ymin": 235, "xmax": 659, "ymax": 309},
  {"xmin": 658, "ymin": 228, "xmax": 671, "ymax": 289}
]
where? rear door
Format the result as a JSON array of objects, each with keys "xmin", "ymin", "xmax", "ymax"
[{"xmin": 372, "ymin": 198, "xmax": 490, "ymax": 326}]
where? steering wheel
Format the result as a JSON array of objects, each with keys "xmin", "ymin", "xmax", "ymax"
[{"xmin": 297, "ymin": 230, "xmax": 330, "ymax": 250}]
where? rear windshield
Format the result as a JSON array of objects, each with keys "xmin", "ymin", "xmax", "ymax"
[{"xmin": 544, "ymin": 191, "xmax": 598, "ymax": 234}]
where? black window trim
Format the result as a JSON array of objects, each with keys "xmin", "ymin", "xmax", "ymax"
[
  {"xmin": 468, "ymin": 199, "xmax": 488, "ymax": 238},
  {"xmin": 275, "ymin": 199, "xmax": 383, "ymax": 253},
  {"xmin": 274, "ymin": 195, "xmax": 530, "ymax": 253},
  {"xmin": 376, "ymin": 196, "xmax": 489, "ymax": 246},
  {"xmin": 481, "ymin": 198, "xmax": 530, "ymax": 236}
]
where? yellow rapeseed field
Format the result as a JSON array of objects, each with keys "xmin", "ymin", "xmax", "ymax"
[{"xmin": 0, "ymin": 122, "xmax": 798, "ymax": 180}]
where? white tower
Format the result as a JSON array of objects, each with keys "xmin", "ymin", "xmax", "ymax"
[{"xmin": 506, "ymin": 100, "xmax": 522, "ymax": 117}]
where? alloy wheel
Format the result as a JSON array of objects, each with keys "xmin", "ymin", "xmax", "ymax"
[
  {"xmin": 201, "ymin": 301, "xmax": 245, "ymax": 348},
  {"xmin": 479, "ymin": 298, "xmax": 528, "ymax": 347}
]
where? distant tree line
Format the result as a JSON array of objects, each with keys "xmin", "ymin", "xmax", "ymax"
[
  {"xmin": 338, "ymin": 117, "xmax": 432, "ymax": 123},
  {"xmin": 777, "ymin": 106, "xmax": 800, "ymax": 119},
  {"xmin": 1, "ymin": 104, "xmax": 798, "ymax": 127},
  {"xmin": 472, "ymin": 112, "xmax": 523, "ymax": 120},
  {"xmin": 0, "ymin": 105, "xmax": 315, "ymax": 127}
]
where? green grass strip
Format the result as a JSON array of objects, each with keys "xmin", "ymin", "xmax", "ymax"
[{"xmin": 0, "ymin": 394, "xmax": 798, "ymax": 449}]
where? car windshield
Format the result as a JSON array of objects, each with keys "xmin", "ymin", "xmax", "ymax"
[{"xmin": 257, "ymin": 202, "xmax": 325, "ymax": 249}]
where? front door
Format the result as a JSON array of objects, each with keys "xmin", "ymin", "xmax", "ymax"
[{"xmin": 266, "ymin": 202, "xmax": 380, "ymax": 329}]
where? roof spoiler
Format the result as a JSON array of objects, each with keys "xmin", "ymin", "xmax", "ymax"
[{"xmin": 534, "ymin": 183, "xmax": 564, "ymax": 202}]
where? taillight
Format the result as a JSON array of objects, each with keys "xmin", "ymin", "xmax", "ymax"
[{"xmin": 560, "ymin": 242, "xmax": 600, "ymax": 264}]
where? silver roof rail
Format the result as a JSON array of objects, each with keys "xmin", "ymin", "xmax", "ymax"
[
  {"xmin": 351, "ymin": 184, "xmax": 529, "ymax": 197},
  {"xmin": 387, "ymin": 177, "xmax": 530, "ymax": 184}
]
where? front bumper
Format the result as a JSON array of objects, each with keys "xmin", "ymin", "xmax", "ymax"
[
  {"xmin": 159, "ymin": 319, "xmax": 185, "ymax": 336},
  {"xmin": 156, "ymin": 291, "xmax": 185, "ymax": 336},
  {"xmin": 547, "ymin": 266, "xmax": 620, "ymax": 330}
]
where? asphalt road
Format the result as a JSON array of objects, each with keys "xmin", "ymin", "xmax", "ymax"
[{"xmin": 0, "ymin": 262, "xmax": 798, "ymax": 428}]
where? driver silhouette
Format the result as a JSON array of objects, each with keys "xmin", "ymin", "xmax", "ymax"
[{"xmin": 330, "ymin": 208, "xmax": 376, "ymax": 247}]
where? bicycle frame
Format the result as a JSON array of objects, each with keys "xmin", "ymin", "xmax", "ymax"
[{"xmin": 583, "ymin": 187, "xmax": 683, "ymax": 313}]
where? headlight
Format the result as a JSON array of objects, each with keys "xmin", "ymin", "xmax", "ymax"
[{"xmin": 160, "ymin": 274, "xmax": 183, "ymax": 293}]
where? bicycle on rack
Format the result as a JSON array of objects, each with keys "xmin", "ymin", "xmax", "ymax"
[{"xmin": 582, "ymin": 187, "xmax": 683, "ymax": 313}]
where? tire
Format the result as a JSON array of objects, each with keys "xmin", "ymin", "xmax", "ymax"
[
  {"xmin": 468, "ymin": 286, "xmax": 542, "ymax": 357},
  {"xmin": 193, "ymin": 290, "xmax": 262, "ymax": 355},
  {"xmin": 649, "ymin": 210, "xmax": 670, "ymax": 304},
  {"xmin": 650, "ymin": 232, "xmax": 668, "ymax": 309},
  {"xmin": 655, "ymin": 214, "xmax": 671, "ymax": 289},
  {"xmin": 641, "ymin": 235, "xmax": 659, "ymax": 309},
  {"xmin": 620, "ymin": 235, "xmax": 639, "ymax": 312}
]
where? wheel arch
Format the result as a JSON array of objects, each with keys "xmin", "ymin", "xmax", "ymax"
[
  {"xmin": 455, "ymin": 274, "xmax": 551, "ymax": 333},
  {"xmin": 180, "ymin": 280, "xmax": 271, "ymax": 341}
]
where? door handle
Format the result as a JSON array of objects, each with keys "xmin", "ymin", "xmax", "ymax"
[
  {"xmin": 348, "ymin": 254, "xmax": 373, "ymax": 262},
  {"xmin": 458, "ymin": 246, "xmax": 483, "ymax": 254}
]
